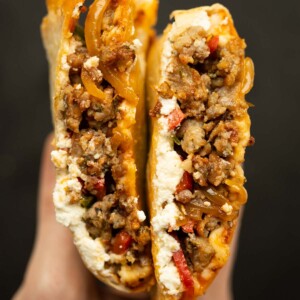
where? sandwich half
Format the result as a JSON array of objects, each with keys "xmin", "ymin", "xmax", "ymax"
[
  {"xmin": 41, "ymin": 0, "xmax": 157, "ymax": 292},
  {"xmin": 147, "ymin": 4, "xmax": 254, "ymax": 299}
]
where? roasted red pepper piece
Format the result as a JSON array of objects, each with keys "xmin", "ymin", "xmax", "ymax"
[
  {"xmin": 94, "ymin": 178, "xmax": 106, "ymax": 200},
  {"xmin": 181, "ymin": 220, "xmax": 194, "ymax": 233},
  {"xmin": 173, "ymin": 249, "xmax": 194, "ymax": 296},
  {"xmin": 80, "ymin": 5, "xmax": 87, "ymax": 13},
  {"xmin": 208, "ymin": 36, "xmax": 219, "ymax": 53},
  {"xmin": 112, "ymin": 231, "xmax": 133, "ymax": 255},
  {"xmin": 69, "ymin": 18, "xmax": 77, "ymax": 33},
  {"xmin": 176, "ymin": 171, "xmax": 193, "ymax": 193},
  {"xmin": 168, "ymin": 108, "xmax": 185, "ymax": 131}
]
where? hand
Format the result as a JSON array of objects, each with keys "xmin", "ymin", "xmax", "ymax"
[{"xmin": 13, "ymin": 134, "xmax": 237, "ymax": 300}]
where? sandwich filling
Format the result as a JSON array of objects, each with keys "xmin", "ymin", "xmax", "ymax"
[
  {"xmin": 51, "ymin": 1, "xmax": 153, "ymax": 289},
  {"xmin": 150, "ymin": 5, "xmax": 254, "ymax": 297}
]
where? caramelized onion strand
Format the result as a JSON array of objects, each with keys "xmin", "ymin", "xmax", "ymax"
[
  {"xmin": 185, "ymin": 203, "xmax": 239, "ymax": 222},
  {"xmin": 81, "ymin": 69, "xmax": 107, "ymax": 101},
  {"xmin": 85, "ymin": 0, "xmax": 111, "ymax": 56}
]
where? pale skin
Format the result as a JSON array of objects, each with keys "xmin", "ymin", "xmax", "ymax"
[{"xmin": 13, "ymin": 134, "xmax": 239, "ymax": 300}]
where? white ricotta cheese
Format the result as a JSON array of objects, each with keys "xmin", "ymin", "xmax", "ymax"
[
  {"xmin": 221, "ymin": 203, "xmax": 233, "ymax": 215},
  {"xmin": 152, "ymin": 203, "xmax": 180, "ymax": 232},
  {"xmin": 160, "ymin": 97, "xmax": 178, "ymax": 115},
  {"xmin": 67, "ymin": 178, "xmax": 82, "ymax": 193},
  {"xmin": 61, "ymin": 54, "xmax": 70, "ymax": 71},
  {"xmin": 159, "ymin": 261, "xmax": 182, "ymax": 294},
  {"xmin": 151, "ymin": 97, "xmax": 184, "ymax": 293},
  {"xmin": 56, "ymin": 132, "xmax": 71, "ymax": 149},
  {"xmin": 137, "ymin": 210, "xmax": 146, "ymax": 222},
  {"xmin": 194, "ymin": 37, "xmax": 207, "ymax": 49},
  {"xmin": 155, "ymin": 233, "xmax": 182, "ymax": 294},
  {"xmin": 204, "ymin": 201, "xmax": 211, "ymax": 207},
  {"xmin": 133, "ymin": 38, "xmax": 142, "ymax": 48},
  {"xmin": 174, "ymin": 10, "xmax": 211, "ymax": 32},
  {"xmin": 219, "ymin": 35, "xmax": 230, "ymax": 46},
  {"xmin": 152, "ymin": 119, "xmax": 183, "ymax": 209},
  {"xmin": 68, "ymin": 157, "xmax": 87, "ymax": 179},
  {"xmin": 84, "ymin": 56, "xmax": 100, "ymax": 69},
  {"xmin": 51, "ymin": 150, "xmax": 68, "ymax": 169}
]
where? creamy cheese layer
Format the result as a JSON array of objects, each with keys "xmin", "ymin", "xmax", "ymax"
[
  {"xmin": 151, "ymin": 97, "xmax": 183, "ymax": 294},
  {"xmin": 174, "ymin": 10, "xmax": 211, "ymax": 32}
]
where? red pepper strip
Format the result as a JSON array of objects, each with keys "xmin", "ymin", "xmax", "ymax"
[
  {"xmin": 168, "ymin": 108, "xmax": 185, "ymax": 131},
  {"xmin": 176, "ymin": 171, "xmax": 193, "ymax": 194},
  {"xmin": 208, "ymin": 36, "xmax": 219, "ymax": 53},
  {"xmin": 80, "ymin": 5, "xmax": 87, "ymax": 13},
  {"xmin": 173, "ymin": 249, "xmax": 194, "ymax": 296},
  {"xmin": 181, "ymin": 220, "xmax": 194, "ymax": 233},
  {"xmin": 112, "ymin": 231, "xmax": 133, "ymax": 255},
  {"xmin": 94, "ymin": 179, "xmax": 106, "ymax": 200}
]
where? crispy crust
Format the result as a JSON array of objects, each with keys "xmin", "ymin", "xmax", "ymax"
[
  {"xmin": 147, "ymin": 4, "xmax": 254, "ymax": 299},
  {"xmin": 41, "ymin": 0, "xmax": 158, "ymax": 293}
]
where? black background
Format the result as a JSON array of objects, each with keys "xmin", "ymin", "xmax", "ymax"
[{"xmin": 1, "ymin": 1, "xmax": 299, "ymax": 299}]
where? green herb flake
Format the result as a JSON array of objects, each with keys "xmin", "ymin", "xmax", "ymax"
[
  {"xmin": 173, "ymin": 135, "xmax": 181, "ymax": 145},
  {"xmin": 80, "ymin": 195, "xmax": 94, "ymax": 208}
]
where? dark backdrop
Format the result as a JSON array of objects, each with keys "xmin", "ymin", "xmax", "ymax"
[{"xmin": 1, "ymin": 1, "xmax": 299, "ymax": 299}]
